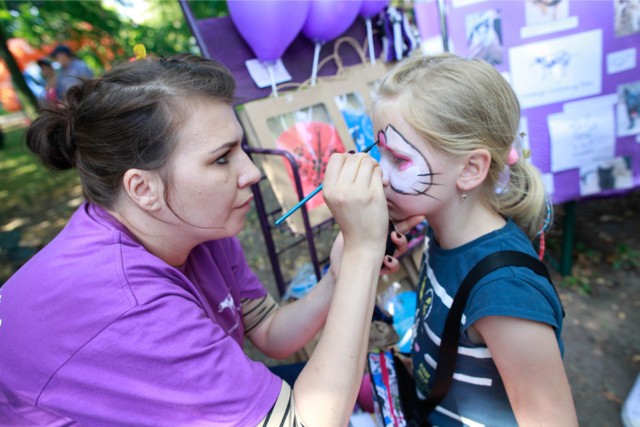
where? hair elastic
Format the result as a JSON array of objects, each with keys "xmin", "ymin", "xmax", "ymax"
[
  {"xmin": 536, "ymin": 196, "xmax": 553, "ymax": 260},
  {"xmin": 538, "ymin": 195, "xmax": 553, "ymax": 237},
  {"xmin": 508, "ymin": 131, "xmax": 530, "ymax": 166},
  {"xmin": 507, "ymin": 147, "xmax": 519, "ymax": 166}
]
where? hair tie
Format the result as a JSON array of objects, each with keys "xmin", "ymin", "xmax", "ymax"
[
  {"xmin": 537, "ymin": 196, "xmax": 553, "ymax": 260},
  {"xmin": 497, "ymin": 143, "xmax": 519, "ymax": 191},
  {"xmin": 507, "ymin": 146, "xmax": 519, "ymax": 166},
  {"xmin": 537, "ymin": 195, "xmax": 552, "ymax": 237}
]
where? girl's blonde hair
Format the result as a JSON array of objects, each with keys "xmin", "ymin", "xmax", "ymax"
[{"xmin": 373, "ymin": 53, "xmax": 549, "ymax": 240}]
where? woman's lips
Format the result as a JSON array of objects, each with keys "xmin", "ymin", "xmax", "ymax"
[{"xmin": 237, "ymin": 195, "xmax": 254, "ymax": 210}]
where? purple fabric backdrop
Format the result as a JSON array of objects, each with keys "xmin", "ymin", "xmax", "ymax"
[{"xmin": 445, "ymin": 0, "xmax": 640, "ymax": 204}]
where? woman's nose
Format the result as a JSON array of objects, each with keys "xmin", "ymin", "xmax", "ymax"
[{"xmin": 239, "ymin": 153, "xmax": 262, "ymax": 188}]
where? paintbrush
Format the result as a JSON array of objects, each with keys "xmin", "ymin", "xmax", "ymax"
[{"xmin": 274, "ymin": 141, "xmax": 379, "ymax": 226}]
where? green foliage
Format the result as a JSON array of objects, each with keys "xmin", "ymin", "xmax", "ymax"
[
  {"xmin": 611, "ymin": 243, "xmax": 640, "ymax": 270},
  {"xmin": 0, "ymin": 126, "xmax": 81, "ymax": 282},
  {"xmin": 188, "ymin": 1, "xmax": 229, "ymax": 20},
  {"xmin": 0, "ymin": 0, "xmax": 207, "ymax": 74},
  {"xmin": 3, "ymin": 1, "xmax": 122, "ymax": 44},
  {"xmin": 559, "ymin": 275, "xmax": 592, "ymax": 295},
  {"xmin": 574, "ymin": 241, "xmax": 600, "ymax": 263}
]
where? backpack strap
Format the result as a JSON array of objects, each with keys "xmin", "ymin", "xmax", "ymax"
[{"xmin": 420, "ymin": 250, "xmax": 563, "ymax": 420}]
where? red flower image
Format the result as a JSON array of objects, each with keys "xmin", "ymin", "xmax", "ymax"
[{"xmin": 276, "ymin": 121, "xmax": 346, "ymax": 210}]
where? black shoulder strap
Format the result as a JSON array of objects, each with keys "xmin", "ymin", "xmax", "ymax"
[{"xmin": 421, "ymin": 250, "xmax": 563, "ymax": 420}]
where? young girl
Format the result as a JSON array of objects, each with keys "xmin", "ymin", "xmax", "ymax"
[
  {"xmin": 0, "ymin": 54, "xmax": 421, "ymax": 426},
  {"xmin": 373, "ymin": 53, "xmax": 578, "ymax": 426}
]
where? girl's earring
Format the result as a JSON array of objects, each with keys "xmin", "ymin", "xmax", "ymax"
[{"xmin": 461, "ymin": 192, "xmax": 467, "ymax": 202}]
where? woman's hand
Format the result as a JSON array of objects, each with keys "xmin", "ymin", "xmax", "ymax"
[
  {"xmin": 294, "ymin": 152, "xmax": 390, "ymax": 425},
  {"xmin": 322, "ymin": 153, "xmax": 388, "ymax": 256},
  {"xmin": 328, "ymin": 214, "xmax": 426, "ymax": 279},
  {"xmin": 379, "ymin": 215, "xmax": 426, "ymax": 275}
]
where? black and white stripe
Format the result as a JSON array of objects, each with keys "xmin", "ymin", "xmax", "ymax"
[
  {"xmin": 257, "ymin": 382, "xmax": 306, "ymax": 427},
  {"xmin": 242, "ymin": 295, "xmax": 278, "ymax": 335}
]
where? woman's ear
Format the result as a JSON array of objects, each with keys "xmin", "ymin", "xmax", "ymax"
[
  {"xmin": 458, "ymin": 149, "xmax": 492, "ymax": 191},
  {"xmin": 122, "ymin": 169, "xmax": 162, "ymax": 211}
]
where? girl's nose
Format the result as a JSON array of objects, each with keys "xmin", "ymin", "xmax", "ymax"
[{"xmin": 380, "ymin": 163, "xmax": 390, "ymax": 186}]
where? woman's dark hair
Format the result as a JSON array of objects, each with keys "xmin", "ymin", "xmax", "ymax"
[{"xmin": 26, "ymin": 54, "xmax": 236, "ymax": 208}]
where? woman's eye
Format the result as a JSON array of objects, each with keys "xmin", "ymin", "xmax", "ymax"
[{"xmin": 214, "ymin": 153, "xmax": 230, "ymax": 165}]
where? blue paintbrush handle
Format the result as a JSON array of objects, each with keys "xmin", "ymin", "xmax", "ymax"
[
  {"xmin": 274, "ymin": 141, "xmax": 378, "ymax": 226},
  {"xmin": 274, "ymin": 184, "xmax": 323, "ymax": 226}
]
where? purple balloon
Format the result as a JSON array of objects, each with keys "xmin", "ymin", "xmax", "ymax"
[
  {"xmin": 228, "ymin": 0, "xmax": 310, "ymax": 62},
  {"xmin": 359, "ymin": 0, "xmax": 388, "ymax": 18},
  {"xmin": 302, "ymin": 0, "xmax": 363, "ymax": 43}
]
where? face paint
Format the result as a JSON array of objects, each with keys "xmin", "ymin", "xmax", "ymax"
[{"xmin": 378, "ymin": 125, "xmax": 439, "ymax": 197}]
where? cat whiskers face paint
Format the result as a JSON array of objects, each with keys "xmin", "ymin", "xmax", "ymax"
[{"xmin": 378, "ymin": 125, "xmax": 441, "ymax": 199}]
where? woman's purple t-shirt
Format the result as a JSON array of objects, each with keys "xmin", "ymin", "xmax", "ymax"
[{"xmin": 0, "ymin": 203, "xmax": 281, "ymax": 425}]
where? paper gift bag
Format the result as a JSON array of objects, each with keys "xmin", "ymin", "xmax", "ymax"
[{"xmin": 238, "ymin": 58, "xmax": 390, "ymax": 234}]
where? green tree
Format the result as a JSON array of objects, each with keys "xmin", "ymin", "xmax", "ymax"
[
  {"xmin": 1, "ymin": 0, "xmax": 130, "ymax": 70},
  {"xmin": 0, "ymin": 0, "xmax": 227, "ymax": 113},
  {"xmin": 187, "ymin": 0, "xmax": 228, "ymax": 20}
]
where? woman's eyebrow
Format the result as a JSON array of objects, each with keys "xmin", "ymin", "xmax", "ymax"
[{"xmin": 209, "ymin": 141, "xmax": 237, "ymax": 155}]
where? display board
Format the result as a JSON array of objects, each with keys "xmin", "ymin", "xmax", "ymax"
[{"xmin": 416, "ymin": 0, "xmax": 640, "ymax": 204}]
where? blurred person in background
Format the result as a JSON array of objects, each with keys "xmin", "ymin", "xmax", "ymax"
[
  {"xmin": 51, "ymin": 44, "xmax": 93, "ymax": 101},
  {"xmin": 35, "ymin": 59, "xmax": 57, "ymax": 107}
]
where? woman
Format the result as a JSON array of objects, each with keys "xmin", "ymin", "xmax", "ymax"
[{"xmin": 0, "ymin": 54, "xmax": 422, "ymax": 426}]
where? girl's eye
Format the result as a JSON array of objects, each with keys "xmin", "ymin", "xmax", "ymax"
[
  {"xmin": 392, "ymin": 154, "xmax": 412, "ymax": 170},
  {"xmin": 393, "ymin": 156, "xmax": 407, "ymax": 165},
  {"xmin": 381, "ymin": 145, "xmax": 411, "ymax": 169}
]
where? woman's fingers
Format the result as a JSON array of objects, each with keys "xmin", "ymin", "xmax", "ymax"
[
  {"xmin": 393, "ymin": 215, "xmax": 426, "ymax": 235},
  {"xmin": 352, "ymin": 153, "xmax": 379, "ymax": 184},
  {"xmin": 380, "ymin": 255, "xmax": 400, "ymax": 276},
  {"xmin": 324, "ymin": 153, "xmax": 382, "ymax": 205},
  {"xmin": 385, "ymin": 215, "xmax": 425, "ymax": 259},
  {"xmin": 323, "ymin": 152, "xmax": 347, "ymax": 188},
  {"xmin": 323, "ymin": 153, "xmax": 387, "ymax": 246},
  {"xmin": 390, "ymin": 230, "xmax": 408, "ymax": 258}
]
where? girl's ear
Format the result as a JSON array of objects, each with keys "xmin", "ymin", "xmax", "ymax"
[
  {"xmin": 458, "ymin": 148, "xmax": 492, "ymax": 192},
  {"xmin": 122, "ymin": 169, "xmax": 163, "ymax": 211}
]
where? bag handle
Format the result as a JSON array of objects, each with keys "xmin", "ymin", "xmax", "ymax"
[
  {"xmin": 332, "ymin": 36, "xmax": 368, "ymax": 72},
  {"xmin": 274, "ymin": 36, "xmax": 370, "ymax": 94},
  {"xmin": 420, "ymin": 250, "xmax": 562, "ymax": 422}
]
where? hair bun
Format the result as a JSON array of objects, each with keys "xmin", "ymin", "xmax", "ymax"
[{"xmin": 25, "ymin": 104, "xmax": 78, "ymax": 170}]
